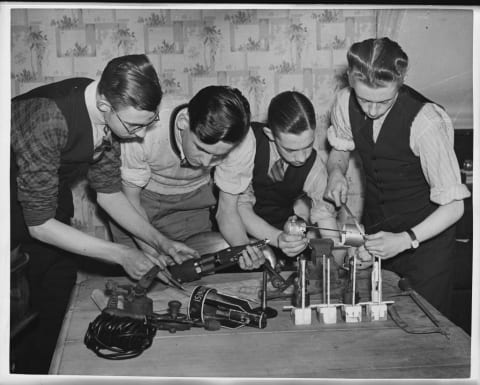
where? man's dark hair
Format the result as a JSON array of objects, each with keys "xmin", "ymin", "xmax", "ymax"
[
  {"xmin": 98, "ymin": 54, "xmax": 162, "ymax": 111},
  {"xmin": 347, "ymin": 37, "xmax": 409, "ymax": 88},
  {"xmin": 188, "ymin": 86, "xmax": 251, "ymax": 145},
  {"xmin": 267, "ymin": 91, "xmax": 316, "ymax": 136}
]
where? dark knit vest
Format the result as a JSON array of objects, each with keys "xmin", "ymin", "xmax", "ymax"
[
  {"xmin": 11, "ymin": 78, "xmax": 94, "ymax": 230},
  {"xmin": 349, "ymin": 85, "xmax": 438, "ymax": 234},
  {"xmin": 251, "ymin": 122, "xmax": 316, "ymax": 230}
]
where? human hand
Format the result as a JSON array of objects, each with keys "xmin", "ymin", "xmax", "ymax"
[
  {"xmin": 238, "ymin": 245, "xmax": 265, "ymax": 270},
  {"xmin": 364, "ymin": 231, "xmax": 410, "ymax": 260},
  {"xmin": 277, "ymin": 231, "xmax": 309, "ymax": 258},
  {"xmin": 347, "ymin": 245, "xmax": 373, "ymax": 269},
  {"xmin": 323, "ymin": 168, "xmax": 349, "ymax": 208},
  {"xmin": 158, "ymin": 238, "xmax": 200, "ymax": 264},
  {"xmin": 141, "ymin": 254, "xmax": 185, "ymax": 285},
  {"xmin": 116, "ymin": 245, "xmax": 156, "ymax": 280}
]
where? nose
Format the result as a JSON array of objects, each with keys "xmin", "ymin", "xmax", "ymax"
[
  {"xmin": 367, "ymin": 103, "xmax": 379, "ymax": 117},
  {"xmin": 293, "ymin": 149, "xmax": 311, "ymax": 164}
]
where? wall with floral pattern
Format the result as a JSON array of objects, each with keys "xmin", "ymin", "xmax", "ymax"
[{"xmin": 10, "ymin": 7, "xmax": 471, "ymax": 239}]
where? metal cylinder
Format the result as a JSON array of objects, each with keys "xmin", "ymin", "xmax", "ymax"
[
  {"xmin": 340, "ymin": 223, "xmax": 365, "ymax": 247},
  {"xmin": 283, "ymin": 217, "xmax": 307, "ymax": 235}
]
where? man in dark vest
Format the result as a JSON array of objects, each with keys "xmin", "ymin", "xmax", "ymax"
[
  {"xmin": 11, "ymin": 54, "xmax": 197, "ymax": 373},
  {"xmin": 324, "ymin": 37, "xmax": 470, "ymax": 316},
  {"xmin": 237, "ymin": 91, "xmax": 342, "ymax": 261}
]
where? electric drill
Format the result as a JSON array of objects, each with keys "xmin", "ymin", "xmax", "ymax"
[{"xmin": 169, "ymin": 239, "xmax": 269, "ymax": 284}]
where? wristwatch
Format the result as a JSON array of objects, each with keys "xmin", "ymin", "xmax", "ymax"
[{"xmin": 406, "ymin": 229, "xmax": 419, "ymax": 249}]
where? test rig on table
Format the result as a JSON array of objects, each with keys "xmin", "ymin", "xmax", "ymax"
[
  {"xmin": 281, "ymin": 211, "xmax": 394, "ymax": 326},
  {"xmin": 85, "ymin": 240, "xmax": 273, "ymax": 359}
]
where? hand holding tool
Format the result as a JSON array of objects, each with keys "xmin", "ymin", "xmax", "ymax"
[
  {"xmin": 169, "ymin": 239, "xmax": 269, "ymax": 284},
  {"xmin": 342, "ymin": 203, "xmax": 365, "ymax": 236}
]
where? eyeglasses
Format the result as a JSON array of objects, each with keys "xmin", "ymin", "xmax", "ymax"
[{"xmin": 112, "ymin": 108, "xmax": 160, "ymax": 135}]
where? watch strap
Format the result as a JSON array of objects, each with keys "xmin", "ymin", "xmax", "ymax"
[{"xmin": 406, "ymin": 229, "xmax": 418, "ymax": 248}]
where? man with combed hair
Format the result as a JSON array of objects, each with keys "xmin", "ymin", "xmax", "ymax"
[
  {"xmin": 324, "ymin": 37, "xmax": 470, "ymax": 316},
  {"xmin": 111, "ymin": 85, "xmax": 265, "ymax": 270},
  {"xmin": 237, "ymin": 90, "xmax": 346, "ymax": 263},
  {"xmin": 11, "ymin": 54, "xmax": 196, "ymax": 373}
]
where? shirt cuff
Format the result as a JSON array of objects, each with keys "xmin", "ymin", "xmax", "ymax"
[
  {"xmin": 121, "ymin": 167, "xmax": 150, "ymax": 189},
  {"xmin": 23, "ymin": 209, "xmax": 55, "ymax": 227},
  {"xmin": 95, "ymin": 180, "xmax": 122, "ymax": 194},
  {"xmin": 237, "ymin": 185, "xmax": 256, "ymax": 207},
  {"xmin": 327, "ymin": 126, "xmax": 355, "ymax": 151},
  {"xmin": 216, "ymin": 178, "xmax": 249, "ymax": 195},
  {"xmin": 430, "ymin": 183, "xmax": 471, "ymax": 205}
]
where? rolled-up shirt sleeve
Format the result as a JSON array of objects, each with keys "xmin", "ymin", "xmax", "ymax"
[
  {"xmin": 87, "ymin": 138, "xmax": 122, "ymax": 193},
  {"xmin": 237, "ymin": 183, "xmax": 256, "ymax": 208},
  {"xmin": 120, "ymin": 140, "xmax": 152, "ymax": 188},
  {"xmin": 214, "ymin": 128, "xmax": 255, "ymax": 194},
  {"xmin": 411, "ymin": 103, "xmax": 471, "ymax": 205},
  {"xmin": 327, "ymin": 88, "xmax": 356, "ymax": 151}
]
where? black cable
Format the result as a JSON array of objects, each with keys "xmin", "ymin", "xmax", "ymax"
[{"xmin": 84, "ymin": 312, "xmax": 157, "ymax": 360}]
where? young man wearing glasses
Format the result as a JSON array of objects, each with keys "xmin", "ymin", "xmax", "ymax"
[
  {"xmin": 110, "ymin": 85, "xmax": 265, "ymax": 271},
  {"xmin": 11, "ymin": 54, "xmax": 198, "ymax": 373}
]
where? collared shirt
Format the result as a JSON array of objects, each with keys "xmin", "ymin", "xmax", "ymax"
[
  {"xmin": 120, "ymin": 94, "xmax": 255, "ymax": 195},
  {"xmin": 85, "ymin": 80, "xmax": 113, "ymax": 153},
  {"xmin": 238, "ymin": 130, "xmax": 337, "ymax": 225},
  {"xmin": 328, "ymin": 87, "xmax": 471, "ymax": 205}
]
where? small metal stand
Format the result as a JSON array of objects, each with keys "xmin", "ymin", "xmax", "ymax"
[
  {"xmin": 315, "ymin": 255, "xmax": 342, "ymax": 324},
  {"xmin": 283, "ymin": 255, "xmax": 314, "ymax": 325},
  {"xmin": 341, "ymin": 254, "xmax": 362, "ymax": 323},
  {"xmin": 365, "ymin": 257, "xmax": 389, "ymax": 321},
  {"xmin": 253, "ymin": 267, "xmax": 278, "ymax": 319}
]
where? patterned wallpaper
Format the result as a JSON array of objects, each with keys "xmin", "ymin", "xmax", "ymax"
[{"xmin": 10, "ymin": 8, "xmax": 377, "ymax": 238}]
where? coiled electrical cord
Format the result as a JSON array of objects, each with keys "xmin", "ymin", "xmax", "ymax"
[{"xmin": 84, "ymin": 312, "xmax": 157, "ymax": 360}]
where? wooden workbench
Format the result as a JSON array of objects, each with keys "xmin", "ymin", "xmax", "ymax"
[{"xmin": 49, "ymin": 269, "xmax": 471, "ymax": 378}]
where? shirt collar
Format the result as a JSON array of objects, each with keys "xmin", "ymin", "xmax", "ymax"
[
  {"xmin": 169, "ymin": 104, "xmax": 189, "ymax": 165},
  {"xmin": 85, "ymin": 80, "xmax": 111, "ymax": 149}
]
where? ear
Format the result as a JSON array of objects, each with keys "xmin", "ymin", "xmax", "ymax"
[
  {"xmin": 263, "ymin": 126, "xmax": 275, "ymax": 142},
  {"xmin": 96, "ymin": 96, "xmax": 112, "ymax": 113},
  {"xmin": 346, "ymin": 70, "xmax": 355, "ymax": 87},
  {"xmin": 176, "ymin": 110, "xmax": 190, "ymax": 131}
]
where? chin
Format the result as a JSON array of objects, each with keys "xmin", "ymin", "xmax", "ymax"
[{"xmin": 290, "ymin": 162, "xmax": 305, "ymax": 167}]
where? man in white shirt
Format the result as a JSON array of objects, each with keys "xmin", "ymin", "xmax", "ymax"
[
  {"xmin": 324, "ymin": 37, "xmax": 470, "ymax": 315},
  {"xmin": 237, "ymin": 91, "xmax": 344, "ymax": 263},
  {"xmin": 111, "ymin": 86, "xmax": 264, "ymax": 269}
]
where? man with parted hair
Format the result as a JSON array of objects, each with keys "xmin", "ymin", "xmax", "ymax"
[
  {"xmin": 324, "ymin": 37, "xmax": 470, "ymax": 315},
  {"xmin": 236, "ymin": 90, "xmax": 343, "ymax": 261},
  {"xmin": 111, "ymin": 85, "xmax": 265, "ymax": 270},
  {"xmin": 11, "ymin": 54, "xmax": 197, "ymax": 373}
]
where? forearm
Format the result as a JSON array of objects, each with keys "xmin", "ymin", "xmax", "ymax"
[
  {"xmin": 412, "ymin": 200, "xmax": 464, "ymax": 243},
  {"xmin": 324, "ymin": 149, "xmax": 351, "ymax": 206},
  {"xmin": 216, "ymin": 192, "xmax": 250, "ymax": 246},
  {"xmin": 327, "ymin": 149, "xmax": 350, "ymax": 175},
  {"xmin": 98, "ymin": 191, "xmax": 168, "ymax": 250},
  {"xmin": 238, "ymin": 204, "xmax": 282, "ymax": 247},
  {"xmin": 29, "ymin": 218, "xmax": 126, "ymax": 264},
  {"xmin": 123, "ymin": 185, "xmax": 150, "ymax": 221},
  {"xmin": 121, "ymin": 186, "xmax": 159, "ymax": 256}
]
